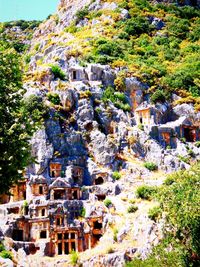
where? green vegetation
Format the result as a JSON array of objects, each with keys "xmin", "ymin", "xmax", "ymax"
[
  {"xmin": 126, "ymin": 240, "xmax": 184, "ymax": 267},
  {"xmin": 70, "ymin": 250, "xmax": 79, "ymax": 266},
  {"xmin": 128, "ymin": 164, "xmax": 200, "ymax": 266},
  {"xmin": 0, "ymin": 250, "xmax": 13, "ymax": 260},
  {"xmin": 138, "ymin": 123, "xmax": 144, "ymax": 131},
  {"xmin": 75, "ymin": 7, "xmax": 89, "ymax": 22},
  {"xmin": 159, "ymin": 166, "xmax": 200, "ymax": 261},
  {"xmin": 195, "ymin": 141, "xmax": 200, "ymax": 148},
  {"xmin": 150, "ymin": 90, "xmax": 166, "ymax": 104},
  {"xmin": 113, "ymin": 228, "xmax": 118, "ymax": 242},
  {"xmin": 148, "ymin": 206, "xmax": 162, "ymax": 222},
  {"xmin": 80, "ymin": 207, "xmax": 86, "ymax": 217},
  {"xmin": 127, "ymin": 205, "xmax": 138, "ymax": 213},
  {"xmin": 51, "ymin": 65, "xmax": 66, "ymax": 80},
  {"xmin": 102, "ymin": 86, "xmax": 131, "ymax": 112},
  {"xmin": 112, "ymin": 171, "xmax": 121, "ymax": 180},
  {"xmin": 23, "ymin": 200, "xmax": 29, "ymax": 207},
  {"xmin": 74, "ymin": 1, "xmax": 200, "ymax": 105},
  {"xmin": 143, "ymin": 162, "xmax": 158, "ymax": 171},
  {"xmin": 0, "ymin": 42, "xmax": 46, "ymax": 194},
  {"xmin": 0, "ymin": 20, "xmax": 41, "ymax": 54},
  {"xmin": 21, "ymin": 94, "xmax": 48, "ymax": 129},
  {"xmin": 124, "ymin": 15, "xmax": 153, "ymax": 37},
  {"xmin": 0, "ymin": 242, "xmax": 12, "ymax": 260},
  {"xmin": 104, "ymin": 198, "xmax": 112, "ymax": 208},
  {"xmin": 136, "ymin": 185, "xmax": 157, "ymax": 200},
  {"xmin": 0, "ymin": 242, "xmax": 5, "ymax": 252},
  {"xmin": 47, "ymin": 92, "xmax": 61, "ymax": 105},
  {"xmin": 2, "ymin": 20, "xmax": 41, "ymax": 30}
]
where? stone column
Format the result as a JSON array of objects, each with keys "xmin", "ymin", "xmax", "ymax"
[{"xmin": 50, "ymin": 189, "xmax": 54, "ymax": 200}]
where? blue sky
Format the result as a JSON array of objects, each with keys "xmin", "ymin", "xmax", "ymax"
[{"xmin": 0, "ymin": 0, "xmax": 60, "ymax": 22}]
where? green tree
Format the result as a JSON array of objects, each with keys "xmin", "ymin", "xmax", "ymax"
[
  {"xmin": 0, "ymin": 44, "xmax": 45, "ymax": 194},
  {"xmin": 159, "ymin": 165, "xmax": 200, "ymax": 259}
]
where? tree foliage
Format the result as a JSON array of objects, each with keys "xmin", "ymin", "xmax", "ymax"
[
  {"xmin": 128, "ymin": 164, "xmax": 200, "ymax": 266},
  {"xmin": 0, "ymin": 43, "xmax": 46, "ymax": 194},
  {"xmin": 159, "ymin": 165, "xmax": 200, "ymax": 258}
]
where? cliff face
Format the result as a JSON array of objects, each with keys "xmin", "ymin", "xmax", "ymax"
[{"xmin": 0, "ymin": 0, "xmax": 200, "ymax": 266}]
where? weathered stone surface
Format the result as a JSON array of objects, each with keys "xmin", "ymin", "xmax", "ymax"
[
  {"xmin": 82, "ymin": 251, "xmax": 132, "ymax": 267},
  {"xmin": 163, "ymin": 154, "xmax": 181, "ymax": 172},
  {"xmin": 30, "ymin": 128, "xmax": 54, "ymax": 175},
  {"xmin": 173, "ymin": 104, "xmax": 195, "ymax": 117},
  {"xmin": 0, "ymin": 257, "xmax": 14, "ymax": 267},
  {"xmin": 125, "ymin": 77, "xmax": 148, "ymax": 92},
  {"xmin": 90, "ymin": 129, "xmax": 118, "ymax": 165},
  {"xmin": 58, "ymin": 89, "xmax": 77, "ymax": 111},
  {"xmin": 150, "ymin": 17, "xmax": 165, "ymax": 30}
]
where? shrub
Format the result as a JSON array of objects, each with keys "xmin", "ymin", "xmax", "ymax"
[
  {"xmin": 144, "ymin": 162, "xmax": 158, "ymax": 171},
  {"xmin": 127, "ymin": 205, "xmax": 138, "ymax": 213},
  {"xmin": 47, "ymin": 92, "xmax": 60, "ymax": 105},
  {"xmin": 104, "ymin": 198, "xmax": 112, "ymax": 208},
  {"xmin": 75, "ymin": 7, "xmax": 89, "ymax": 21},
  {"xmin": 114, "ymin": 72, "xmax": 126, "ymax": 91},
  {"xmin": 51, "ymin": 65, "xmax": 65, "ymax": 80},
  {"xmin": 167, "ymin": 17, "xmax": 190, "ymax": 39},
  {"xmin": 80, "ymin": 90, "xmax": 92, "ymax": 99},
  {"xmin": 195, "ymin": 141, "xmax": 200, "ymax": 148},
  {"xmin": 70, "ymin": 250, "xmax": 79, "ymax": 266},
  {"xmin": 107, "ymin": 247, "xmax": 115, "ymax": 254},
  {"xmin": 13, "ymin": 42, "xmax": 29, "ymax": 53},
  {"xmin": 102, "ymin": 86, "xmax": 131, "ymax": 112},
  {"xmin": 80, "ymin": 207, "xmax": 86, "ymax": 217},
  {"xmin": 0, "ymin": 250, "xmax": 13, "ymax": 260},
  {"xmin": 22, "ymin": 94, "xmax": 48, "ymax": 125},
  {"xmin": 65, "ymin": 22, "xmax": 78, "ymax": 34},
  {"xmin": 24, "ymin": 54, "xmax": 31, "ymax": 64},
  {"xmin": 148, "ymin": 206, "xmax": 162, "ymax": 221},
  {"xmin": 96, "ymin": 40, "xmax": 123, "ymax": 58},
  {"xmin": 136, "ymin": 185, "xmax": 157, "ymax": 200},
  {"xmin": 150, "ymin": 90, "xmax": 166, "ymax": 104},
  {"xmin": 23, "ymin": 200, "xmax": 28, "ymax": 207},
  {"xmin": 124, "ymin": 16, "xmax": 152, "ymax": 36},
  {"xmin": 102, "ymin": 86, "xmax": 115, "ymax": 103},
  {"xmin": 114, "ymin": 92, "xmax": 126, "ymax": 102},
  {"xmin": 0, "ymin": 242, "xmax": 5, "ymax": 252},
  {"xmin": 129, "ymin": 199, "xmax": 136, "ymax": 204},
  {"xmin": 112, "ymin": 171, "xmax": 121, "ymax": 180},
  {"xmin": 114, "ymin": 102, "xmax": 131, "ymax": 112},
  {"xmin": 188, "ymin": 149, "xmax": 195, "ymax": 157},
  {"xmin": 118, "ymin": 31, "xmax": 129, "ymax": 40},
  {"xmin": 180, "ymin": 137, "xmax": 186, "ymax": 143},
  {"xmin": 95, "ymin": 107, "xmax": 101, "ymax": 113},
  {"xmin": 34, "ymin": 43, "xmax": 40, "ymax": 51},
  {"xmin": 138, "ymin": 123, "xmax": 144, "ymax": 131},
  {"xmin": 113, "ymin": 228, "xmax": 118, "ymax": 242}
]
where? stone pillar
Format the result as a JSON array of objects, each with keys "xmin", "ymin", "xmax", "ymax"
[
  {"xmin": 50, "ymin": 190, "xmax": 54, "ymax": 200},
  {"xmin": 74, "ymin": 234, "xmax": 77, "ymax": 252},
  {"xmin": 26, "ymin": 183, "xmax": 32, "ymax": 201},
  {"xmin": 88, "ymin": 233, "xmax": 91, "ymax": 249},
  {"xmin": 65, "ymin": 189, "xmax": 68, "ymax": 200}
]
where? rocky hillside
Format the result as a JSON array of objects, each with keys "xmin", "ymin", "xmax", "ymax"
[
  {"xmin": 0, "ymin": 20, "xmax": 41, "ymax": 54},
  {"xmin": 0, "ymin": 0, "xmax": 200, "ymax": 266}
]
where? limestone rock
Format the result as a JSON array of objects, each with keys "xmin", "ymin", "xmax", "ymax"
[
  {"xmin": 125, "ymin": 77, "xmax": 148, "ymax": 92},
  {"xmin": 90, "ymin": 130, "xmax": 118, "ymax": 165},
  {"xmin": 0, "ymin": 257, "xmax": 14, "ymax": 267},
  {"xmin": 30, "ymin": 128, "xmax": 54, "ymax": 175},
  {"xmin": 150, "ymin": 17, "xmax": 165, "ymax": 30}
]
